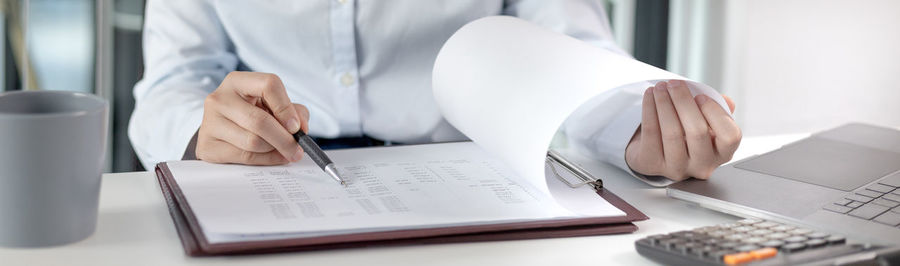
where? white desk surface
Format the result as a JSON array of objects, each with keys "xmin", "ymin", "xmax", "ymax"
[{"xmin": 0, "ymin": 134, "xmax": 808, "ymax": 266}]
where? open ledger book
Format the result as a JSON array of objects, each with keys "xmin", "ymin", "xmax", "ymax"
[{"xmin": 156, "ymin": 16, "xmax": 730, "ymax": 255}]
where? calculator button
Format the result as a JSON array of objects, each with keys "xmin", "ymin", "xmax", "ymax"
[
  {"xmin": 781, "ymin": 242, "xmax": 806, "ymax": 253},
  {"xmin": 807, "ymin": 232, "xmax": 829, "ymax": 239},
  {"xmin": 711, "ymin": 250, "xmax": 734, "ymax": 261},
  {"xmin": 690, "ymin": 235, "xmax": 711, "ymax": 242},
  {"xmin": 789, "ymin": 228, "xmax": 813, "ymax": 236},
  {"xmin": 718, "ymin": 223, "xmax": 740, "ymax": 229},
  {"xmin": 760, "ymin": 240, "xmax": 785, "ymax": 249},
  {"xmin": 784, "ymin": 236, "xmax": 808, "ymax": 243},
  {"xmin": 805, "ymin": 238, "xmax": 827, "ymax": 248},
  {"xmin": 724, "ymin": 234, "xmax": 748, "ymax": 241},
  {"xmin": 719, "ymin": 242, "xmax": 740, "ymax": 249},
  {"xmin": 823, "ymin": 204, "xmax": 853, "ymax": 214},
  {"xmin": 770, "ymin": 225, "xmax": 795, "ymax": 232},
  {"xmin": 749, "ymin": 229, "xmax": 772, "ymax": 236},
  {"xmin": 707, "ymin": 230, "xmax": 729, "ymax": 238},
  {"xmin": 669, "ymin": 230, "xmax": 691, "ymax": 236},
  {"xmin": 753, "ymin": 221, "xmax": 779, "ymax": 228},
  {"xmin": 741, "ymin": 237, "xmax": 767, "ymax": 245},
  {"xmin": 848, "ymin": 204, "xmax": 890, "ymax": 220},
  {"xmin": 749, "ymin": 247, "xmax": 778, "ymax": 260},
  {"xmin": 679, "ymin": 232, "xmax": 700, "ymax": 239},
  {"xmin": 662, "ymin": 239, "xmax": 685, "ymax": 249},
  {"xmin": 698, "ymin": 245, "xmax": 718, "ymax": 257},
  {"xmin": 873, "ymin": 211, "xmax": 900, "ymax": 226},
  {"xmin": 647, "ymin": 236, "xmax": 666, "ymax": 245},
  {"xmin": 679, "ymin": 242, "xmax": 700, "ymax": 254},
  {"xmin": 826, "ymin": 235, "xmax": 846, "ymax": 245},
  {"xmin": 737, "ymin": 218, "xmax": 763, "ymax": 225},
  {"xmin": 732, "ymin": 226, "xmax": 754, "ymax": 233},
  {"xmin": 735, "ymin": 245, "xmax": 761, "ymax": 252},
  {"xmin": 723, "ymin": 252, "xmax": 755, "ymax": 265},
  {"xmin": 767, "ymin": 232, "xmax": 791, "ymax": 240},
  {"xmin": 692, "ymin": 226, "xmax": 717, "ymax": 233},
  {"xmin": 703, "ymin": 238, "xmax": 724, "ymax": 246}
]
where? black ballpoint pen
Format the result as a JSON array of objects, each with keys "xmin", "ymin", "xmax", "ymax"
[{"xmin": 293, "ymin": 131, "xmax": 347, "ymax": 186}]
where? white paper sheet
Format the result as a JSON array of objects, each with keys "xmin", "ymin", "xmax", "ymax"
[
  {"xmin": 432, "ymin": 16, "xmax": 731, "ymax": 196},
  {"xmin": 167, "ymin": 143, "xmax": 624, "ymax": 243}
]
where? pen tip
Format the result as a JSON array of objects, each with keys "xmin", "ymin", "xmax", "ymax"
[{"xmin": 341, "ymin": 181, "xmax": 347, "ymax": 187}]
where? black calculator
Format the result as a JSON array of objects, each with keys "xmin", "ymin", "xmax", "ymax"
[{"xmin": 635, "ymin": 218, "xmax": 900, "ymax": 265}]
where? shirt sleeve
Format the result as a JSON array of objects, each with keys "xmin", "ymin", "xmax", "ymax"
[
  {"xmin": 503, "ymin": 0, "xmax": 673, "ymax": 187},
  {"xmin": 129, "ymin": 0, "xmax": 238, "ymax": 170}
]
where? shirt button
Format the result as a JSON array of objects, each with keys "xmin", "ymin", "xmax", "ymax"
[{"xmin": 340, "ymin": 73, "xmax": 355, "ymax": 86}]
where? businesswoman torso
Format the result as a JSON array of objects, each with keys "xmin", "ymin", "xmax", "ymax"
[{"xmin": 130, "ymin": 0, "xmax": 741, "ymax": 185}]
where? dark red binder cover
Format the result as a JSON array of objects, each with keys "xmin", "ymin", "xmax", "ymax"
[{"xmin": 155, "ymin": 162, "xmax": 648, "ymax": 256}]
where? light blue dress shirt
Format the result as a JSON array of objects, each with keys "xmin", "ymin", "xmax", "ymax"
[{"xmin": 129, "ymin": 0, "xmax": 666, "ymax": 185}]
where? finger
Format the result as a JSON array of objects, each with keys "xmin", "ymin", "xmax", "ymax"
[
  {"xmin": 667, "ymin": 80, "xmax": 716, "ymax": 179},
  {"xmin": 696, "ymin": 94, "xmax": 742, "ymax": 163},
  {"xmin": 723, "ymin": 95, "xmax": 736, "ymax": 114},
  {"xmin": 293, "ymin": 104, "xmax": 310, "ymax": 134},
  {"xmin": 223, "ymin": 72, "xmax": 301, "ymax": 133},
  {"xmin": 197, "ymin": 139, "xmax": 289, "ymax": 165},
  {"xmin": 653, "ymin": 82, "xmax": 689, "ymax": 179},
  {"xmin": 638, "ymin": 85, "xmax": 664, "ymax": 173},
  {"xmin": 213, "ymin": 91, "xmax": 303, "ymax": 162},
  {"xmin": 207, "ymin": 114, "xmax": 276, "ymax": 153}
]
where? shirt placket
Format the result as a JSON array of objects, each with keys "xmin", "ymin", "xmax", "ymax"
[{"xmin": 330, "ymin": 0, "xmax": 361, "ymax": 136}]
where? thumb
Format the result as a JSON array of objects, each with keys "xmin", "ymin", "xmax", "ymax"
[
  {"xmin": 723, "ymin": 95, "xmax": 736, "ymax": 114},
  {"xmin": 293, "ymin": 103, "xmax": 310, "ymax": 134}
]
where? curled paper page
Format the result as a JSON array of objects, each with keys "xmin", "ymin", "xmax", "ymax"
[{"xmin": 432, "ymin": 16, "xmax": 730, "ymax": 197}]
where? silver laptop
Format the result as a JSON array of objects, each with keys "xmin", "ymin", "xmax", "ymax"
[{"xmin": 668, "ymin": 123, "xmax": 900, "ymax": 245}]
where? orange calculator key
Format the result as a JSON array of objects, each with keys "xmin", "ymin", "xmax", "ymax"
[{"xmin": 723, "ymin": 252, "xmax": 754, "ymax": 265}]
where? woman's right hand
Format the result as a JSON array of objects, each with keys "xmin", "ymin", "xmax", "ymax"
[{"xmin": 196, "ymin": 71, "xmax": 310, "ymax": 165}]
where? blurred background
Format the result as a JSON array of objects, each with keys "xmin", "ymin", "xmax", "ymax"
[{"xmin": 1, "ymin": 0, "xmax": 898, "ymax": 173}]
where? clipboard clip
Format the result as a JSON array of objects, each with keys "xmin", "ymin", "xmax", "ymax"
[{"xmin": 546, "ymin": 150, "xmax": 603, "ymax": 190}]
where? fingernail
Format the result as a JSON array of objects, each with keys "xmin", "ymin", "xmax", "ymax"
[
  {"xmin": 292, "ymin": 148, "xmax": 304, "ymax": 162},
  {"xmin": 695, "ymin": 95, "xmax": 709, "ymax": 105},
  {"xmin": 286, "ymin": 118, "xmax": 300, "ymax": 133}
]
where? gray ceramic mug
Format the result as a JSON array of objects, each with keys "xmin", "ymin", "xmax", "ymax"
[{"xmin": 0, "ymin": 90, "xmax": 108, "ymax": 247}]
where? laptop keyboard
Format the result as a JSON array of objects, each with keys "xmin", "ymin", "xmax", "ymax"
[{"xmin": 823, "ymin": 172, "xmax": 900, "ymax": 227}]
